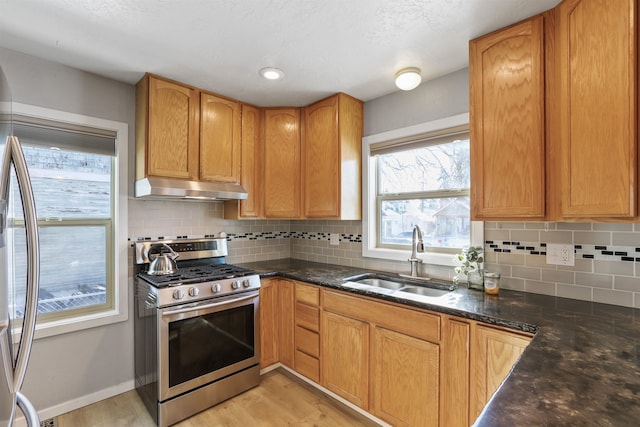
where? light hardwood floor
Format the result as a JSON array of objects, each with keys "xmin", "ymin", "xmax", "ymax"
[{"xmin": 57, "ymin": 369, "xmax": 379, "ymax": 426}]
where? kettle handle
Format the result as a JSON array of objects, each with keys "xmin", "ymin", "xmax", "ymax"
[{"xmin": 148, "ymin": 243, "xmax": 179, "ymax": 261}]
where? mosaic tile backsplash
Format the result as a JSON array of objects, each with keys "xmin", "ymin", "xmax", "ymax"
[{"xmin": 128, "ymin": 199, "xmax": 640, "ymax": 309}]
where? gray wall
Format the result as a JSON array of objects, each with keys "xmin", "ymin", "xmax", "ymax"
[
  {"xmin": 364, "ymin": 68, "xmax": 469, "ymax": 136},
  {"xmin": 0, "ymin": 46, "xmax": 136, "ymax": 413}
]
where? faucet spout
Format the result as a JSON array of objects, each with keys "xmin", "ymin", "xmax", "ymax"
[{"xmin": 408, "ymin": 225, "xmax": 425, "ymax": 277}]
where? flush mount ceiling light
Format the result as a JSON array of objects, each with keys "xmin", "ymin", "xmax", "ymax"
[
  {"xmin": 395, "ymin": 67, "xmax": 422, "ymax": 91},
  {"xmin": 259, "ymin": 67, "xmax": 285, "ymax": 80}
]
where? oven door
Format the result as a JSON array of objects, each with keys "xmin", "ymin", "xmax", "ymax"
[{"xmin": 157, "ymin": 290, "xmax": 260, "ymax": 401}]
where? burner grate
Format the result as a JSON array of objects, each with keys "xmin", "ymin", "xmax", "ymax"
[{"xmin": 138, "ymin": 264, "xmax": 256, "ymax": 287}]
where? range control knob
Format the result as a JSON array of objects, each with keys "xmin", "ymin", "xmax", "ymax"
[
  {"xmin": 172, "ymin": 289, "xmax": 185, "ymax": 300},
  {"xmin": 242, "ymin": 279, "xmax": 251, "ymax": 288},
  {"xmin": 231, "ymin": 280, "xmax": 240, "ymax": 290},
  {"xmin": 211, "ymin": 283, "xmax": 222, "ymax": 293},
  {"xmin": 188, "ymin": 287, "xmax": 199, "ymax": 297}
]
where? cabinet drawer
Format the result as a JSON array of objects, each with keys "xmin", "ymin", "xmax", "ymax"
[
  {"xmin": 296, "ymin": 302, "xmax": 320, "ymax": 331},
  {"xmin": 295, "ymin": 325, "xmax": 319, "ymax": 357},
  {"xmin": 323, "ymin": 290, "xmax": 441, "ymax": 343},
  {"xmin": 295, "ymin": 350, "xmax": 320, "ymax": 383},
  {"xmin": 296, "ymin": 282, "xmax": 320, "ymax": 306}
]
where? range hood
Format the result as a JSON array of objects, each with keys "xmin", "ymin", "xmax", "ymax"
[{"xmin": 135, "ymin": 177, "xmax": 248, "ymax": 200}]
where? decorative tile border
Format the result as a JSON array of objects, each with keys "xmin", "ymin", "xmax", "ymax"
[
  {"xmin": 486, "ymin": 240, "xmax": 640, "ymax": 262},
  {"xmin": 131, "ymin": 231, "xmax": 363, "ymax": 243}
]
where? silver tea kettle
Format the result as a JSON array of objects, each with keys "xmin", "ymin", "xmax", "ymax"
[{"xmin": 147, "ymin": 243, "xmax": 179, "ymax": 275}]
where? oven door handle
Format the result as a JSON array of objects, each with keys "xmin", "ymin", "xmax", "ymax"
[{"xmin": 161, "ymin": 292, "xmax": 258, "ymax": 317}]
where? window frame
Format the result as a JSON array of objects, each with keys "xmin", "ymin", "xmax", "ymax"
[
  {"xmin": 12, "ymin": 102, "xmax": 128, "ymax": 340},
  {"xmin": 362, "ymin": 113, "xmax": 483, "ymax": 267}
]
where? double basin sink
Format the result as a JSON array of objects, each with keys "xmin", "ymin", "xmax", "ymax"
[{"xmin": 342, "ymin": 273, "xmax": 456, "ymax": 299}]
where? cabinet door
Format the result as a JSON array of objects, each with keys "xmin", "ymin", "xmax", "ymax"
[
  {"xmin": 278, "ymin": 279, "xmax": 295, "ymax": 368},
  {"xmin": 321, "ymin": 311, "xmax": 369, "ymax": 408},
  {"xmin": 199, "ymin": 93, "xmax": 241, "ymax": 183},
  {"xmin": 303, "ymin": 94, "xmax": 362, "ymax": 219},
  {"xmin": 557, "ymin": 0, "xmax": 637, "ymax": 218},
  {"xmin": 440, "ymin": 317, "xmax": 471, "ymax": 427},
  {"xmin": 224, "ymin": 104, "xmax": 263, "ymax": 219},
  {"xmin": 259, "ymin": 278, "xmax": 279, "ymax": 368},
  {"xmin": 147, "ymin": 76, "xmax": 199, "ymax": 179},
  {"xmin": 371, "ymin": 327, "xmax": 439, "ymax": 427},
  {"xmin": 304, "ymin": 96, "xmax": 339, "ymax": 218},
  {"xmin": 263, "ymin": 108, "xmax": 301, "ymax": 218},
  {"xmin": 470, "ymin": 16, "xmax": 546, "ymax": 219},
  {"xmin": 470, "ymin": 325, "xmax": 531, "ymax": 421}
]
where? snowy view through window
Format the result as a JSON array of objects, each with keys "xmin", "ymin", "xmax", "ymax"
[
  {"xmin": 10, "ymin": 144, "xmax": 112, "ymax": 316},
  {"xmin": 378, "ymin": 136, "xmax": 470, "ymax": 250}
]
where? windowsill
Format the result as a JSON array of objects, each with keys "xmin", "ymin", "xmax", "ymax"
[
  {"xmin": 363, "ymin": 246, "xmax": 458, "ymax": 267},
  {"xmin": 35, "ymin": 308, "xmax": 128, "ymax": 340}
]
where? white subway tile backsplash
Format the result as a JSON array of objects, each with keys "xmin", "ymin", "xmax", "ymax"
[
  {"xmin": 594, "ymin": 260, "xmax": 634, "ymax": 276},
  {"xmin": 593, "ymin": 288, "xmax": 634, "ymax": 308},
  {"xmin": 575, "ymin": 272, "xmax": 613, "ymax": 289},
  {"xmin": 613, "ymin": 276, "xmax": 640, "ymax": 292},
  {"xmin": 525, "ymin": 280, "xmax": 556, "ymax": 296},
  {"xmin": 574, "ymin": 231, "xmax": 611, "ymax": 245},
  {"xmin": 557, "ymin": 222, "xmax": 592, "ymax": 231},
  {"xmin": 557, "ymin": 283, "xmax": 592, "ymax": 301},
  {"xmin": 512, "ymin": 266, "xmax": 542, "ymax": 280},
  {"xmin": 541, "ymin": 269, "xmax": 575, "ymax": 284},
  {"xmin": 128, "ymin": 204, "xmax": 640, "ymax": 309}
]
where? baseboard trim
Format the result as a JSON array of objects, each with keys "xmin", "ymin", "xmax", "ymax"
[{"xmin": 13, "ymin": 380, "xmax": 135, "ymax": 427}]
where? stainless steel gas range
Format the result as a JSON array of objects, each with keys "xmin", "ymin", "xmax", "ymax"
[{"xmin": 134, "ymin": 237, "xmax": 261, "ymax": 427}]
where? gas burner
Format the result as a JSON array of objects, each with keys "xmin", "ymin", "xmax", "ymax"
[{"xmin": 138, "ymin": 264, "xmax": 256, "ymax": 288}]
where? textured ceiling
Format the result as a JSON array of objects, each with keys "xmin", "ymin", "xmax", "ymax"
[{"xmin": 0, "ymin": 0, "xmax": 561, "ymax": 106}]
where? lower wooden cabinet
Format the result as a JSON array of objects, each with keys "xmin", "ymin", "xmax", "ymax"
[
  {"xmin": 278, "ymin": 279, "xmax": 295, "ymax": 368},
  {"xmin": 259, "ymin": 278, "xmax": 279, "ymax": 368},
  {"xmin": 260, "ymin": 279, "xmax": 532, "ymax": 427},
  {"xmin": 440, "ymin": 316, "xmax": 471, "ymax": 427},
  {"xmin": 321, "ymin": 310, "xmax": 370, "ymax": 408},
  {"xmin": 372, "ymin": 326, "xmax": 440, "ymax": 427},
  {"xmin": 294, "ymin": 282, "xmax": 321, "ymax": 382},
  {"xmin": 469, "ymin": 324, "xmax": 531, "ymax": 422}
]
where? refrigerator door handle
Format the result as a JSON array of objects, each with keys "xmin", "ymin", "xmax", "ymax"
[
  {"xmin": 1, "ymin": 135, "xmax": 40, "ymax": 393},
  {"xmin": 16, "ymin": 392, "xmax": 39, "ymax": 427}
]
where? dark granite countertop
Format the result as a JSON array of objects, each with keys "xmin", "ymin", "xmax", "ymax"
[{"xmin": 238, "ymin": 258, "xmax": 640, "ymax": 426}]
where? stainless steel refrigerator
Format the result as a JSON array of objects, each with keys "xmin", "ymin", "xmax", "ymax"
[{"xmin": 0, "ymin": 67, "xmax": 41, "ymax": 426}]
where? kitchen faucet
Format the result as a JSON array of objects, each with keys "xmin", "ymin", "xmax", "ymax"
[{"xmin": 408, "ymin": 225, "xmax": 425, "ymax": 277}]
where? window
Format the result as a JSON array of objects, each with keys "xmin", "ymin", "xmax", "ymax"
[
  {"xmin": 363, "ymin": 114, "xmax": 482, "ymax": 265},
  {"xmin": 8, "ymin": 103, "xmax": 128, "ymax": 338}
]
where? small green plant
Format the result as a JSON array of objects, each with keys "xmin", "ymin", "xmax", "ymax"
[{"xmin": 453, "ymin": 246, "xmax": 484, "ymax": 285}]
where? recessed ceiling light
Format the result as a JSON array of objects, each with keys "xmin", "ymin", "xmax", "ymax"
[
  {"xmin": 259, "ymin": 67, "xmax": 285, "ymax": 80},
  {"xmin": 395, "ymin": 67, "xmax": 422, "ymax": 91}
]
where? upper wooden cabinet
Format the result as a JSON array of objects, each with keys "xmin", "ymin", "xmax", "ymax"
[
  {"xmin": 224, "ymin": 104, "xmax": 263, "ymax": 219},
  {"xmin": 263, "ymin": 108, "xmax": 302, "ymax": 219},
  {"xmin": 303, "ymin": 94, "xmax": 363, "ymax": 220},
  {"xmin": 470, "ymin": 0, "xmax": 639, "ymax": 221},
  {"xmin": 136, "ymin": 74, "xmax": 243, "ymax": 186},
  {"xmin": 556, "ymin": 0, "xmax": 637, "ymax": 218},
  {"xmin": 136, "ymin": 74, "xmax": 199, "ymax": 180},
  {"xmin": 199, "ymin": 92, "xmax": 241, "ymax": 183},
  {"xmin": 469, "ymin": 15, "xmax": 546, "ymax": 220}
]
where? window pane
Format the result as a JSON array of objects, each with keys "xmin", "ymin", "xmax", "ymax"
[
  {"xmin": 380, "ymin": 196, "xmax": 471, "ymax": 249},
  {"xmin": 378, "ymin": 138, "xmax": 469, "ymax": 194},
  {"xmin": 12, "ymin": 225, "xmax": 108, "ymax": 316},
  {"xmin": 21, "ymin": 145, "xmax": 112, "ymax": 219}
]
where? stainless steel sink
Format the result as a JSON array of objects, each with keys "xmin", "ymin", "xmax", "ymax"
[
  {"xmin": 354, "ymin": 278, "xmax": 405, "ymax": 290},
  {"xmin": 342, "ymin": 273, "xmax": 455, "ymax": 298},
  {"xmin": 396, "ymin": 284, "xmax": 451, "ymax": 298}
]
